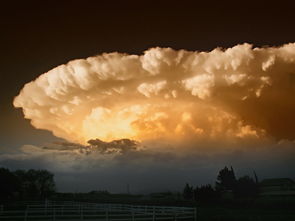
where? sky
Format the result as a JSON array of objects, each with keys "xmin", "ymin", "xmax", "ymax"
[{"xmin": 1, "ymin": 0, "xmax": 295, "ymax": 193}]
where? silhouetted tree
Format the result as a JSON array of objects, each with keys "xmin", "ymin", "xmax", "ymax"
[
  {"xmin": 195, "ymin": 184, "xmax": 218, "ymax": 202},
  {"xmin": 36, "ymin": 170, "xmax": 56, "ymax": 199},
  {"xmin": 215, "ymin": 166, "xmax": 237, "ymax": 191},
  {"xmin": 253, "ymin": 170, "xmax": 259, "ymax": 184},
  {"xmin": 235, "ymin": 175, "xmax": 259, "ymax": 198},
  {"xmin": 183, "ymin": 183, "xmax": 194, "ymax": 200},
  {"xmin": 14, "ymin": 169, "xmax": 56, "ymax": 199},
  {"xmin": 0, "ymin": 168, "xmax": 20, "ymax": 200},
  {"xmin": 14, "ymin": 169, "xmax": 27, "ymax": 199}
]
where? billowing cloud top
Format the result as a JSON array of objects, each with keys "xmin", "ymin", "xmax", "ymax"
[{"xmin": 14, "ymin": 44, "xmax": 295, "ymax": 144}]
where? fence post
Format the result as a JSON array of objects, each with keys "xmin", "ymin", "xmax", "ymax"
[
  {"xmin": 80, "ymin": 205, "xmax": 83, "ymax": 220},
  {"xmin": 152, "ymin": 206, "xmax": 155, "ymax": 221},
  {"xmin": 132, "ymin": 209, "xmax": 135, "ymax": 221},
  {"xmin": 24, "ymin": 209, "xmax": 27, "ymax": 221},
  {"xmin": 24, "ymin": 205, "xmax": 28, "ymax": 221},
  {"xmin": 45, "ymin": 199, "xmax": 47, "ymax": 216},
  {"xmin": 194, "ymin": 207, "xmax": 197, "ymax": 221},
  {"xmin": 105, "ymin": 207, "xmax": 109, "ymax": 221}
]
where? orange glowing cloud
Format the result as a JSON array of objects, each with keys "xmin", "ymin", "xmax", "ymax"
[{"xmin": 14, "ymin": 43, "xmax": 295, "ymax": 144}]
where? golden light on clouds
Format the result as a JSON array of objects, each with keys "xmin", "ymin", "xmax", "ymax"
[{"xmin": 14, "ymin": 44, "xmax": 295, "ymax": 145}]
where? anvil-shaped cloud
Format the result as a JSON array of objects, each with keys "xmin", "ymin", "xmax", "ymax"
[
  {"xmin": 5, "ymin": 44, "xmax": 295, "ymax": 192},
  {"xmin": 14, "ymin": 44, "xmax": 295, "ymax": 146}
]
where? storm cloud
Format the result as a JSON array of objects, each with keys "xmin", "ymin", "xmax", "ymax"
[
  {"xmin": 8, "ymin": 44, "xmax": 295, "ymax": 192},
  {"xmin": 13, "ymin": 43, "xmax": 295, "ymax": 145}
]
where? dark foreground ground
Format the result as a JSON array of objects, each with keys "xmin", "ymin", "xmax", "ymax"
[
  {"xmin": 1, "ymin": 193, "xmax": 295, "ymax": 221},
  {"xmin": 196, "ymin": 206, "xmax": 295, "ymax": 221}
]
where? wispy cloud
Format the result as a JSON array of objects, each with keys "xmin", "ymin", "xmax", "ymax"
[{"xmin": 1, "ymin": 138, "xmax": 294, "ymax": 192}]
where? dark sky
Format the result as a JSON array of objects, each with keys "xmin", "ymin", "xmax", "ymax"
[{"xmin": 0, "ymin": 0, "xmax": 295, "ymax": 192}]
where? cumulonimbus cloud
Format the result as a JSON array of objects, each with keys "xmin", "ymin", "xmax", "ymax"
[{"xmin": 14, "ymin": 43, "xmax": 295, "ymax": 145}]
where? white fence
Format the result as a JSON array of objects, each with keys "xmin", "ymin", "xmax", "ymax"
[{"xmin": 0, "ymin": 201, "xmax": 197, "ymax": 221}]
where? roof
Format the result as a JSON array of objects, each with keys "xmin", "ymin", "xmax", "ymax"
[{"xmin": 260, "ymin": 178, "xmax": 295, "ymax": 186}]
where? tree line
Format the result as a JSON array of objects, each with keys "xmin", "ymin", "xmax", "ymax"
[
  {"xmin": 183, "ymin": 166, "xmax": 259, "ymax": 202},
  {"xmin": 0, "ymin": 166, "xmax": 259, "ymax": 202},
  {"xmin": 0, "ymin": 168, "xmax": 55, "ymax": 201}
]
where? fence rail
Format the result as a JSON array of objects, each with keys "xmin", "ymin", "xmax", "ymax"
[{"xmin": 0, "ymin": 201, "xmax": 197, "ymax": 221}]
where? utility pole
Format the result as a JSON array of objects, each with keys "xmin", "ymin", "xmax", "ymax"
[{"xmin": 253, "ymin": 170, "xmax": 259, "ymax": 184}]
